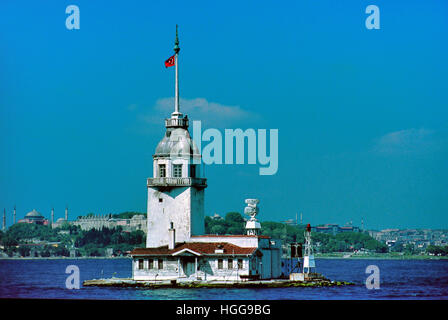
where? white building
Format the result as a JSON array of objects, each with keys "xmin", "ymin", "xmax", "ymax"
[
  {"xmin": 130, "ymin": 26, "xmax": 282, "ymax": 282},
  {"xmin": 71, "ymin": 214, "xmax": 146, "ymax": 233}
]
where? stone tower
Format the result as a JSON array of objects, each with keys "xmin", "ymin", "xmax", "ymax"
[{"xmin": 146, "ymin": 26, "xmax": 207, "ymax": 248}]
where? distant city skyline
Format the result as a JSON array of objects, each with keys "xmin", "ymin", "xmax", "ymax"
[
  {"xmin": 2, "ymin": 207, "xmax": 447, "ymax": 232},
  {"xmin": 1, "ymin": 1, "xmax": 447, "ymax": 230}
]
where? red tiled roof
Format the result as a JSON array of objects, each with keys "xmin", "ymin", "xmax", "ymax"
[{"xmin": 130, "ymin": 242, "xmax": 258, "ymax": 257}]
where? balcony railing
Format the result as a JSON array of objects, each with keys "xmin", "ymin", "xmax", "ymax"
[
  {"xmin": 165, "ymin": 117, "xmax": 188, "ymax": 128},
  {"xmin": 147, "ymin": 177, "xmax": 207, "ymax": 188}
]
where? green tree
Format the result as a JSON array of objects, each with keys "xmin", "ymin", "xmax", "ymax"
[
  {"xmin": 18, "ymin": 246, "xmax": 31, "ymax": 257},
  {"xmin": 210, "ymin": 224, "xmax": 227, "ymax": 235},
  {"xmin": 225, "ymin": 212, "xmax": 245, "ymax": 234}
]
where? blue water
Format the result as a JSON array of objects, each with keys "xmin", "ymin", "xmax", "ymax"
[{"xmin": 0, "ymin": 258, "xmax": 447, "ymax": 300}]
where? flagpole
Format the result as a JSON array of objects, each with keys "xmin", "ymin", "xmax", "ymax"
[{"xmin": 174, "ymin": 25, "xmax": 180, "ymax": 116}]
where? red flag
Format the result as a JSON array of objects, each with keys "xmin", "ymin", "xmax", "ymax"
[{"xmin": 165, "ymin": 55, "xmax": 175, "ymax": 68}]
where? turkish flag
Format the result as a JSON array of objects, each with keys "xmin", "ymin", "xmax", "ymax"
[{"xmin": 165, "ymin": 55, "xmax": 175, "ymax": 68}]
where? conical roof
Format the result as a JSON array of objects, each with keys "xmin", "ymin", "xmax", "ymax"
[{"xmin": 154, "ymin": 127, "xmax": 200, "ymax": 158}]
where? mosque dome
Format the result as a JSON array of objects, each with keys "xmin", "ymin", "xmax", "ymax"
[
  {"xmin": 26, "ymin": 209, "xmax": 43, "ymax": 218},
  {"xmin": 155, "ymin": 127, "xmax": 200, "ymax": 158},
  {"xmin": 56, "ymin": 218, "xmax": 66, "ymax": 222}
]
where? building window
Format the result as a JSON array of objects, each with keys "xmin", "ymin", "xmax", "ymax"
[
  {"xmin": 238, "ymin": 259, "xmax": 243, "ymax": 269},
  {"xmin": 148, "ymin": 259, "xmax": 154, "ymax": 269},
  {"xmin": 138, "ymin": 259, "xmax": 144, "ymax": 270},
  {"xmin": 228, "ymin": 258, "xmax": 233, "ymax": 269},
  {"xmin": 159, "ymin": 198, "xmax": 163, "ymax": 203},
  {"xmin": 173, "ymin": 164, "xmax": 182, "ymax": 177},
  {"xmin": 159, "ymin": 164, "xmax": 166, "ymax": 178},
  {"xmin": 217, "ymin": 259, "xmax": 223, "ymax": 269},
  {"xmin": 158, "ymin": 259, "xmax": 163, "ymax": 270},
  {"xmin": 190, "ymin": 164, "xmax": 196, "ymax": 178}
]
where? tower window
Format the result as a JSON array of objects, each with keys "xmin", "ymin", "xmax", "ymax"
[
  {"xmin": 159, "ymin": 198, "xmax": 163, "ymax": 203},
  {"xmin": 173, "ymin": 164, "xmax": 182, "ymax": 177},
  {"xmin": 159, "ymin": 164, "xmax": 166, "ymax": 178},
  {"xmin": 190, "ymin": 164, "xmax": 196, "ymax": 178}
]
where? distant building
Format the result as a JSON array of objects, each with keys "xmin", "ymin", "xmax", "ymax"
[
  {"xmin": 71, "ymin": 214, "xmax": 146, "ymax": 233},
  {"xmin": 17, "ymin": 209, "xmax": 49, "ymax": 226},
  {"xmin": 311, "ymin": 224, "xmax": 360, "ymax": 235},
  {"xmin": 211, "ymin": 213, "xmax": 223, "ymax": 220},
  {"xmin": 52, "ymin": 217, "xmax": 68, "ymax": 229},
  {"xmin": 368, "ymin": 228, "xmax": 448, "ymax": 250}
]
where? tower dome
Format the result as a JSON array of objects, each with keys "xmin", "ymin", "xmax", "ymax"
[{"xmin": 155, "ymin": 127, "xmax": 200, "ymax": 158}]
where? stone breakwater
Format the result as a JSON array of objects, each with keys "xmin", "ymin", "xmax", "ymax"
[{"xmin": 83, "ymin": 278, "xmax": 355, "ymax": 288}]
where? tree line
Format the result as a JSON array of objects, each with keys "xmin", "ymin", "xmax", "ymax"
[
  {"xmin": 426, "ymin": 245, "xmax": 448, "ymax": 256},
  {"xmin": 206, "ymin": 212, "xmax": 388, "ymax": 253},
  {"xmin": 0, "ymin": 220, "xmax": 145, "ymax": 257}
]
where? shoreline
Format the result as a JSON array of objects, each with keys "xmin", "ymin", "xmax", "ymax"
[{"xmin": 82, "ymin": 278, "xmax": 355, "ymax": 288}]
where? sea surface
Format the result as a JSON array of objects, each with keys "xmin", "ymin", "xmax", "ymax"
[{"xmin": 0, "ymin": 258, "xmax": 447, "ymax": 300}]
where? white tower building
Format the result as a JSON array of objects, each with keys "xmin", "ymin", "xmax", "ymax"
[{"xmin": 146, "ymin": 26, "xmax": 207, "ymax": 248}]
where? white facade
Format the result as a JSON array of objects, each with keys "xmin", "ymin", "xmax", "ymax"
[
  {"xmin": 132, "ymin": 255, "xmax": 257, "ymax": 282},
  {"xmin": 133, "ymin": 236, "xmax": 282, "ymax": 281},
  {"xmin": 147, "ymin": 185, "xmax": 205, "ymax": 247}
]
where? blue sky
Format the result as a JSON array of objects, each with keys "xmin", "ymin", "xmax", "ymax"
[{"xmin": 1, "ymin": 0, "xmax": 447, "ymax": 230}]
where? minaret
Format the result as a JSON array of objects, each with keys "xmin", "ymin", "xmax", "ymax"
[
  {"xmin": 2, "ymin": 208, "xmax": 6, "ymax": 231},
  {"xmin": 51, "ymin": 208, "xmax": 54, "ymax": 227},
  {"xmin": 65, "ymin": 206, "xmax": 68, "ymax": 221},
  {"xmin": 146, "ymin": 26, "xmax": 207, "ymax": 248},
  {"xmin": 13, "ymin": 205, "xmax": 16, "ymax": 224}
]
